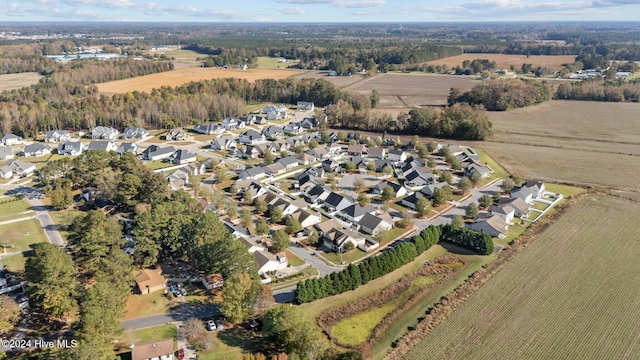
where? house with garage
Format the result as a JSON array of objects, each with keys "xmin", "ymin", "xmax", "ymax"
[
  {"xmin": 0, "ymin": 160, "xmax": 36, "ymax": 179},
  {"xmin": 446, "ymin": 144, "xmax": 464, "ymax": 156},
  {"xmin": 304, "ymin": 184, "xmax": 332, "ymax": 204},
  {"xmin": 373, "ymin": 181, "xmax": 408, "ymax": 198},
  {"xmin": 510, "ymin": 185, "xmax": 534, "ymax": 204},
  {"xmin": 367, "ymin": 147, "xmax": 387, "ymax": 159},
  {"xmin": 239, "ymin": 129, "xmax": 266, "ymax": 145},
  {"xmin": 324, "ymin": 192, "xmax": 354, "ymax": 212},
  {"xmin": 421, "ymin": 182, "xmax": 450, "ymax": 198},
  {"xmin": 348, "ymin": 156, "xmax": 368, "ymax": 171},
  {"xmin": 322, "ymin": 159, "xmax": 341, "ymax": 173},
  {"xmin": 401, "ymin": 192, "xmax": 427, "ymax": 210},
  {"xmin": 134, "ymin": 268, "xmax": 166, "ymax": 295},
  {"xmin": 183, "ymin": 162, "xmax": 207, "ymax": 176},
  {"xmin": 167, "ymin": 149, "xmax": 196, "ymax": 164},
  {"xmin": 242, "ymin": 182, "xmax": 267, "ymax": 200},
  {"xmin": 307, "ymin": 146, "xmax": 329, "ymax": 160},
  {"xmin": 468, "ymin": 214, "xmax": 508, "ymax": 239},
  {"xmin": 210, "ymin": 136, "xmax": 237, "ymax": 151},
  {"xmin": 238, "ymin": 166, "xmax": 267, "ymax": 180},
  {"xmin": 341, "ymin": 204, "xmax": 376, "ymax": 223},
  {"xmin": 464, "ymin": 162, "xmax": 491, "ymax": 179},
  {"xmin": 358, "ymin": 212, "xmax": 394, "ymax": 236},
  {"xmin": 263, "ymin": 126, "xmax": 285, "ymax": 140},
  {"xmin": 2, "ymin": 134, "xmax": 24, "ymax": 146},
  {"xmin": 166, "ymin": 128, "xmax": 187, "ymax": 141},
  {"xmin": 131, "ymin": 338, "xmax": 174, "ymax": 360},
  {"xmin": 255, "ymin": 251, "xmax": 288, "ymax": 275},
  {"xmin": 44, "ymin": 130, "xmax": 71, "ymax": 143},
  {"xmin": 194, "ymin": 123, "xmax": 223, "ymax": 135},
  {"xmin": 322, "ymin": 227, "xmax": 367, "ymax": 253},
  {"xmin": 297, "ymin": 166, "xmax": 324, "ymax": 180},
  {"xmin": 488, "ymin": 204, "xmax": 515, "ymax": 223},
  {"xmin": 221, "ymin": 118, "xmax": 243, "ymax": 131},
  {"xmin": 277, "ymin": 155, "xmax": 299, "ymax": 170},
  {"xmin": 123, "ymin": 127, "xmax": 149, "ymax": 139},
  {"xmin": 373, "ymin": 159, "xmax": 395, "ymax": 173},
  {"xmin": 296, "ymin": 152, "xmax": 316, "ymax": 165},
  {"xmin": 166, "ymin": 170, "xmax": 189, "ymax": 191},
  {"xmin": 326, "ymin": 142, "xmax": 342, "ymax": 154},
  {"xmin": 284, "ymin": 122, "xmax": 304, "ymax": 135},
  {"xmin": 116, "ymin": 142, "xmax": 141, "ymax": 156},
  {"xmin": 347, "ymin": 144, "xmax": 367, "ymax": 156},
  {"xmin": 290, "ymin": 209, "xmax": 322, "ymax": 228},
  {"xmin": 143, "ymin": 145, "xmax": 176, "ymax": 161},
  {"xmin": 300, "ymin": 117, "xmax": 318, "ymax": 129},
  {"xmin": 498, "ymin": 197, "xmax": 531, "ymax": 218},
  {"xmin": 264, "ymin": 162, "xmax": 286, "ymax": 176},
  {"xmin": 0, "ymin": 147, "xmax": 13, "ymax": 160},
  {"xmin": 91, "ymin": 126, "xmax": 119, "ymax": 140},
  {"xmin": 242, "ymin": 237, "xmax": 267, "ymax": 253},
  {"xmin": 58, "ymin": 141, "xmax": 85, "ymax": 156},
  {"xmin": 297, "ymin": 101, "xmax": 315, "ymax": 111},
  {"xmin": 521, "ymin": 181, "xmax": 546, "ymax": 199},
  {"xmin": 87, "ymin": 141, "xmax": 117, "ymax": 152},
  {"xmin": 388, "ymin": 149, "xmax": 407, "ymax": 162},
  {"xmin": 21, "ymin": 143, "xmax": 51, "ymax": 157},
  {"xmin": 404, "ymin": 169, "xmax": 436, "ymax": 188}
]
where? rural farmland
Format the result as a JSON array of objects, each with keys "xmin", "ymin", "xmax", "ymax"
[
  {"xmin": 96, "ymin": 67, "xmax": 306, "ymax": 94},
  {"xmin": 484, "ymin": 100, "xmax": 640, "ymax": 190},
  {"xmin": 424, "ymin": 53, "xmax": 575, "ymax": 71},
  {"xmin": 400, "ymin": 195, "xmax": 640, "ymax": 360},
  {"xmin": 0, "ymin": 72, "xmax": 43, "ymax": 92}
]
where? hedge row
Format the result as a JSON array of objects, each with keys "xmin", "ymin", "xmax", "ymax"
[{"xmin": 440, "ymin": 224, "xmax": 494, "ymax": 255}]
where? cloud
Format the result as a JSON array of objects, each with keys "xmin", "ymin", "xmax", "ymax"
[
  {"xmin": 137, "ymin": 3, "xmax": 249, "ymax": 19},
  {"xmin": 63, "ymin": 0, "xmax": 134, "ymax": 8},
  {"xmin": 592, "ymin": 0, "xmax": 640, "ymax": 6},
  {"xmin": 273, "ymin": 0, "xmax": 385, "ymax": 7},
  {"xmin": 273, "ymin": 0, "xmax": 333, "ymax": 3},
  {"xmin": 276, "ymin": 6, "xmax": 306, "ymax": 14}
]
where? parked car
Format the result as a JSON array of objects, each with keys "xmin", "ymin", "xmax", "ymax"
[
  {"xmin": 178, "ymin": 348, "xmax": 185, "ymax": 359},
  {"xmin": 215, "ymin": 320, "xmax": 224, "ymax": 330},
  {"xmin": 206, "ymin": 320, "xmax": 216, "ymax": 331},
  {"xmin": 276, "ymin": 273, "xmax": 286, "ymax": 279}
]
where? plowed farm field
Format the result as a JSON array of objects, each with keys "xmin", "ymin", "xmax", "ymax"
[
  {"xmin": 96, "ymin": 67, "xmax": 306, "ymax": 94},
  {"xmin": 424, "ymin": 53, "xmax": 575, "ymax": 71},
  {"xmin": 401, "ymin": 195, "xmax": 640, "ymax": 360}
]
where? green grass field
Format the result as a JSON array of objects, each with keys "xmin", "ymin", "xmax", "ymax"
[
  {"xmin": 472, "ymin": 147, "xmax": 510, "ymax": 179},
  {"xmin": 256, "ymin": 56, "xmax": 300, "ymax": 69},
  {"xmin": 402, "ymin": 195, "xmax": 640, "ymax": 360},
  {"xmin": 0, "ymin": 219, "xmax": 48, "ymax": 251},
  {"xmin": 145, "ymin": 160, "xmax": 175, "ymax": 170},
  {"xmin": 0, "ymin": 251, "xmax": 30, "ymax": 272},
  {"xmin": 134, "ymin": 324, "xmax": 177, "ymax": 345},
  {"xmin": 0, "ymin": 198, "xmax": 31, "ymax": 217}
]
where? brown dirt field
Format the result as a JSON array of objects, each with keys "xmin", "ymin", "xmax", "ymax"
[
  {"xmin": 343, "ymin": 73, "xmax": 480, "ymax": 107},
  {"xmin": 96, "ymin": 67, "xmax": 307, "ymax": 94},
  {"xmin": 0, "ymin": 72, "xmax": 43, "ymax": 92},
  {"xmin": 482, "ymin": 100, "xmax": 640, "ymax": 190},
  {"xmin": 425, "ymin": 53, "xmax": 575, "ymax": 71},
  {"xmin": 294, "ymin": 71, "xmax": 366, "ymax": 88}
]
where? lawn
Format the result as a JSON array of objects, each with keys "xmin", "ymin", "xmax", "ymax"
[
  {"xmin": 0, "ymin": 219, "xmax": 48, "ymax": 251},
  {"xmin": 532, "ymin": 201, "xmax": 549, "ymax": 211},
  {"xmin": 284, "ymin": 249, "xmax": 304, "ymax": 267},
  {"xmin": 256, "ymin": 56, "xmax": 300, "ymax": 69},
  {"xmin": 321, "ymin": 248, "xmax": 368, "ymax": 265},
  {"xmin": 145, "ymin": 160, "xmax": 175, "ymax": 170},
  {"xmin": 401, "ymin": 195, "xmax": 640, "ymax": 360},
  {"xmin": 0, "ymin": 251, "xmax": 30, "ymax": 272},
  {"xmin": 472, "ymin": 147, "xmax": 510, "ymax": 179},
  {"xmin": 134, "ymin": 324, "xmax": 177, "ymax": 345},
  {"xmin": 545, "ymin": 183, "xmax": 587, "ymax": 198},
  {"xmin": 123, "ymin": 291, "xmax": 178, "ymax": 320},
  {"xmin": 495, "ymin": 222, "xmax": 529, "ymax": 248},
  {"xmin": 0, "ymin": 198, "xmax": 31, "ymax": 217},
  {"xmin": 198, "ymin": 326, "xmax": 262, "ymax": 360}
]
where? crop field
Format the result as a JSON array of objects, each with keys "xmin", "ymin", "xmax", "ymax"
[
  {"xmin": 483, "ymin": 100, "xmax": 640, "ymax": 189},
  {"xmin": 256, "ymin": 56, "xmax": 300, "ymax": 69},
  {"xmin": 402, "ymin": 195, "xmax": 640, "ymax": 360},
  {"xmin": 342, "ymin": 73, "xmax": 480, "ymax": 107},
  {"xmin": 424, "ymin": 53, "xmax": 575, "ymax": 71},
  {"xmin": 0, "ymin": 72, "xmax": 43, "ymax": 92},
  {"xmin": 96, "ymin": 67, "xmax": 306, "ymax": 94},
  {"xmin": 294, "ymin": 71, "xmax": 366, "ymax": 88}
]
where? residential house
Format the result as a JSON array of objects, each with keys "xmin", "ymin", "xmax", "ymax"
[
  {"xmin": 167, "ymin": 149, "xmax": 196, "ymax": 164},
  {"xmin": 510, "ymin": 186, "xmax": 534, "ymax": 204},
  {"xmin": 322, "ymin": 159, "xmax": 341, "ymax": 173},
  {"xmin": 134, "ymin": 268, "xmax": 166, "ymax": 295},
  {"xmin": 183, "ymin": 162, "xmax": 207, "ymax": 176},
  {"xmin": 284, "ymin": 122, "xmax": 304, "ymax": 135},
  {"xmin": 388, "ymin": 149, "xmax": 407, "ymax": 162},
  {"xmin": 290, "ymin": 209, "xmax": 322, "ymax": 228},
  {"xmin": 304, "ymin": 184, "xmax": 331, "ymax": 204},
  {"xmin": 421, "ymin": 182, "xmax": 450, "ymax": 198},
  {"xmin": 262, "ymin": 104, "xmax": 288, "ymax": 120},
  {"xmin": 296, "ymin": 152, "xmax": 316, "ymax": 165},
  {"xmin": 116, "ymin": 142, "xmax": 141, "ymax": 156},
  {"xmin": 324, "ymin": 192, "xmax": 354, "ymax": 212},
  {"xmin": 0, "ymin": 160, "xmax": 36, "ymax": 179},
  {"xmin": 322, "ymin": 227, "xmax": 366, "ymax": 253},
  {"xmin": 401, "ymin": 192, "xmax": 427, "ymax": 210},
  {"xmin": 202, "ymin": 274, "xmax": 224, "ymax": 290},
  {"xmin": 166, "ymin": 170, "xmax": 188, "ymax": 191},
  {"xmin": 165, "ymin": 128, "xmax": 187, "ymax": 141},
  {"xmin": 464, "ymin": 163, "xmax": 491, "ymax": 179},
  {"xmin": 498, "ymin": 197, "xmax": 531, "ymax": 218},
  {"xmin": 255, "ymin": 251, "xmax": 288, "ymax": 275},
  {"xmin": 123, "ymin": 127, "xmax": 149, "ymax": 139},
  {"xmin": 300, "ymin": 117, "xmax": 317, "ymax": 129},
  {"xmin": 341, "ymin": 204, "xmax": 376, "ymax": 223},
  {"xmin": 446, "ymin": 144, "xmax": 464, "ymax": 156},
  {"xmin": 348, "ymin": 156, "xmax": 368, "ymax": 171},
  {"xmin": 143, "ymin": 145, "xmax": 176, "ymax": 161},
  {"xmin": 21, "ymin": 143, "xmax": 51, "ymax": 157},
  {"xmin": 405, "ymin": 169, "xmax": 436, "ymax": 188},
  {"xmin": 468, "ymin": 215, "xmax": 508, "ymax": 239},
  {"xmin": 238, "ymin": 166, "xmax": 267, "ymax": 180},
  {"xmin": 87, "ymin": 141, "xmax": 117, "ymax": 152},
  {"xmin": 221, "ymin": 118, "xmax": 243, "ymax": 130},
  {"xmin": 2, "ymin": 134, "xmax": 24, "ymax": 146},
  {"xmin": 57, "ymin": 141, "xmax": 84, "ymax": 156},
  {"xmin": 263, "ymin": 126, "xmax": 285, "ymax": 140},
  {"xmin": 241, "ymin": 115, "xmax": 266, "ymax": 125},
  {"xmin": 271, "ymin": 139, "xmax": 291, "ymax": 153},
  {"xmin": 373, "ymin": 159, "xmax": 395, "ymax": 173},
  {"xmin": 131, "ymin": 338, "xmax": 174, "ymax": 360},
  {"xmin": 210, "ymin": 137, "xmax": 236, "ymax": 153},
  {"xmin": 359, "ymin": 212, "xmax": 394, "ymax": 236},
  {"xmin": 264, "ymin": 162, "xmax": 286, "ymax": 176},
  {"xmin": 242, "ymin": 237, "xmax": 267, "ymax": 253},
  {"xmin": 368, "ymin": 147, "xmax": 387, "ymax": 159},
  {"xmin": 241, "ymin": 145, "xmax": 263, "ymax": 159},
  {"xmin": 307, "ymin": 146, "xmax": 329, "ymax": 160},
  {"xmin": 239, "ymin": 129, "xmax": 266, "ymax": 145},
  {"xmin": 297, "ymin": 101, "xmax": 315, "ymax": 111},
  {"xmin": 522, "ymin": 181, "xmax": 546, "ymax": 199},
  {"xmin": 194, "ymin": 123, "xmax": 223, "ymax": 135},
  {"xmin": 44, "ymin": 130, "xmax": 71, "ymax": 143},
  {"xmin": 91, "ymin": 126, "xmax": 118, "ymax": 140},
  {"xmin": 298, "ymin": 166, "xmax": 324, "ymax": 179},
  {"xmin": 373, "ymin": 181, "xmax": 408, "ymax": 198},
  {"xmin": 0, "ymin": 147, "xmax": 13, "ymax": 160},
  {"xmin": 277, "ymin": 155, "xmax": 299, "ymax": 170},
  {"xmin": 347, "ymin": 144, "xmax": 367, "ymax": 156},
  {"xmin": 488, "ymin": 205, "xmax": 515, "ymax": 224},
  {"xmin": 223, "ymin": 220, "xmax": 251, "ymax": 239},
  {"xmin": 242, "ymin": 182, "xmax": 267, "ymax": 200},
  {"xmin": 326, "ymin": 142, "xmax": 342, "ymax": 154}
]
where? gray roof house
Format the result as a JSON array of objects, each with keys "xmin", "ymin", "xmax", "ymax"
[
  {"xmin": 91, "ymin": 126, "xmax": 118, "ymax": 140},
  {"xmin": 87, "ymin": 141, "xmax": 117, "ymax": 152},
  {"xmin": 166, "ymin": 128, "xmax": 187, "ymax": 141},
  {"xmin": 0, "ymin": 160, "xmax": 36, "ymax": 179},
  {"xmin": 210, "ymin": 136, "xmax": 237, "ymax": 151},
  {"xmin": 401, "ymin": 192, "xmax": 427, "ymax": 210},
  {"xmin": 324, "ymin": 192, "xmax": 354, "ymax": 212},
  {"xmin": 263, "ymin": 126, "xmax": 285, "ymax": 139},
  {"xmin": 421, "ymin": 182, "xmax": 450, "ymax": 198},
  {"xmin": 0, "ymin": 146, "xmax": 14, "ymax": 160},
  {"xmin": 123, "ymin": 127, "xmax": 149, "ymax": 139},
  {"xmin": 167, "ymin": 149, "xmax": 197, "ymax": 164},
  {"xmin": 44, "ymin": 130, "xmax": 71, "ymax": 143},
  {"xmin": 194, "ymin": 123, "xmax": 223, "ymax": 135},
  {"xmin": 57, "ymin": 141, "xmax": 84, "ymax": 156},
  {"xmin": 498, "ymin": 197, "xmax": 531, "ymax": 218},
  {"xmin": 404, "ymin": 169, "xmax": 436, "ymax": 187},
  {"xmin": 239, "ymin": 129, "xmax": 266, "ymax": 145},
  {"xmin": 277, "ymin": 155, "xmax": 299, "ymax": 170},
  {"xmin": 238, "ymin": 166, "xmax": 267, "ymax": 180},
  {"xmin": 341, "ymin": 204, "xmax": 376, "ymax": 223},
  {"xmin": 367, "ymin": 147, "xmax": 387, "ymax": 159},
  {"xmin": 21, "ymin": 143, "xmax": 51, "ymax": 157},
  {"xmin": 297, "ymin": 101, "xmax": 315, "ymax": 111},
  {"xmin": 358, "ymin": 212, "xmax": 394, "ymax": 236},
  {"xmin": 373, "ymin": 181, "xmax": 408, "ymax": 197},
  {"xmin": 115, "ymin": 142, "xmax": 141, "ymax": 155},
  {"xmin": 2, "ymin": 134, "xmax": 24, "ymax": 146},
  {"xmin": 143, "ymin": 145, "xmax": 176, "ymax": 161},
  {"xmin": 468, "ymin": 214, "xmax": 508, "ymax": 239}
]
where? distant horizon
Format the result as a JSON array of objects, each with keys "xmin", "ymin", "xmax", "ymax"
[{"xmin": 1, "ymin": 0, "xmax": 640, "ymax": 23}]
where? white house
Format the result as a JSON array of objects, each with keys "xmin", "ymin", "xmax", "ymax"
[
  {"xmin": 44, "ymin": 130, "xmax": 71, "ymax": 143},
  {"xmin": 91, "ymin": 126, "xmax": 119, "ymax": 140},
  {"xmin": 290, "ymin": 209, "xmax": 321, "ymax": 228},
  {"xmin": 255, "ymin": 251, "xmax": 288, "ymax": 275},
  {"xmin": 123, "ymin": 127, "xmax": 149, "ymax": 139},
  {"xmin": 510, "ymin": 186, "xmax": 534, "ymax": 204},
  {"xmin": 143, "ymin": 145, "xmax": 176, "ymax": 161},
  {"xmin": 239, "ymin": 130, "xmax": 266, "ymax": 145},
  {"xmin": 297, "ymin": 101, "xmax": 315, "ymax": 111},
  {"xmin": 388, "ymin": 149, "xmax": 407, "ymax": 162},
  {"xmin": 341, "ymin": 204, "xmax": 376, "ymax": 223},
  {"xmin": 468, "ymin": 215, "xmax": 508, "ymax": 239},
  {"xmin": 324, "ymin": 192, "xmax": 354, "ymax": 212},
  {"xmin": 0, "ymin": 146, "xmax": 14, "ymax": 160},
  {"xmin": 57, "ymin": 141, "xmax": 84, "ymax": 156},
  {"xmin": 87, "ymin": 141, "xmax": 117, "ymax": 152},
  {"xmin": 166, "ymin": 128, "xmax": 187, "ymax": 141},
  {"xmin": 0, "ymin": 160, "xmax": 36, "ymax": 179},
  {"xmin": 358, "ymin": 212, "xmax": 393, "ymax": 236},
  {"xmin": 488, "ymin": 204, "xmax": 515, "ymax": 224},
  {"xmin": 21, "ymin": 143, "xmax": 51, "ymax": 157}
]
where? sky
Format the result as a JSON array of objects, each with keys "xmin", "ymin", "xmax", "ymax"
[{"xmin": 1, "ymin": 0, "xmax": 640, "ymax": 22}]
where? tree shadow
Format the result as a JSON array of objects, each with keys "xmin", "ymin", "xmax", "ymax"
[
  {"xmin": 439, "ymin": 241, "xmax": 481, "ymax": 256},
  {"xmin": 217, "ymin": 325, "xmax": 266, "ymax": 354}
]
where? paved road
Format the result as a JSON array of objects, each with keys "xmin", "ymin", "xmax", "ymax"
[
  {"xmin": 121, "ymin": 303, "xmax": 219, "ymax": 330},
  {"xmin": 20, "ymin": 186, "xmax": 65, "ymax": 246},
  {"xmin": 287, "ymin": 244, "xmax": 341, "ymax": 277}
]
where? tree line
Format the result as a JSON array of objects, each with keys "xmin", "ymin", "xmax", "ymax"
[
  {"xmin": 440, "ymin": 224, "xmax": 494, "ymax": 255},
  {"xmin": 448, "ymin": 79, "xmax": 553, "ymax": 111},
  {"xmin": 555, "ymin": 79, "xmax": 640, "ymax": 102}
]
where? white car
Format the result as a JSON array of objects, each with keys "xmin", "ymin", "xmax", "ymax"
[{"xmin": 206, "ymin": 320, "xmax": 216, "ymax": 331}]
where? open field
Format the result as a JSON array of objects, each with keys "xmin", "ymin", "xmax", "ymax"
[
  {"xmin": 483, "ymin": 100, "xmax": 640, "ymax": 189},
  {"xmin": 342, "ymin": 73, "xmax": 480, "ymax": 107},
  {"xmin": 0, "ymin": 219, "xmax": 48, "ymax": 251},
  {"xmin": 123, "ymin": 291, "xmax": 177, "ymax": 320},
  {"xmin": 0, "ymin": 72, "xmax": 44, "ymax": 92},
  {"xmin": 256, "ymin": 56, "xmax": 300, "ymax": 69},
  {"xmin": 96, "ymin": 67, "xmax": 306, "ymax": 94},
  {"xmin": 0, "ymin": 251, "xmax": 29, "ymax": 272},
  {"xmin": 294, "ymin": 71, "xmax": 366, "ymax": 88},
  {"xmin": 403, "ymin": 195, "xmax": 640, "ymax": 360},
  {"xmin": 424, "ymin": 53, "xmax": 575, "ymax": 71},
  {"xmin": 0, "ymin": 198, "xmax": 31, "ymax": 217}
]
